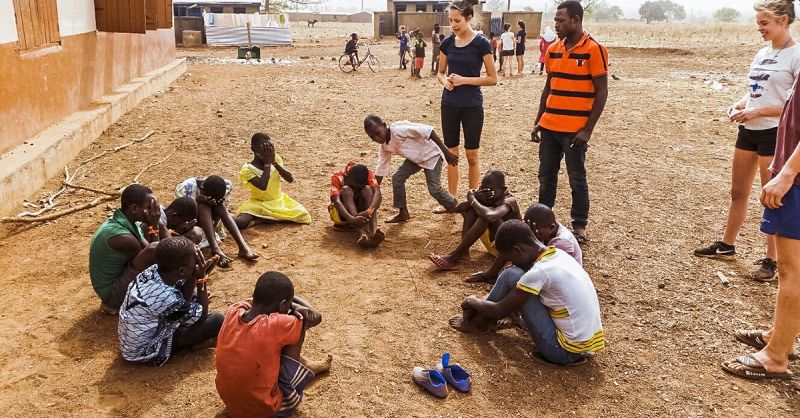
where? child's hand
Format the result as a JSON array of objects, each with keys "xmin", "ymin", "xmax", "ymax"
[
  {"xmin": 475, "ymin": 188, "xmax": 494, "ymax": 204},
  {"xmin": 295, "ymin": 306, "xmax": 322, "ymax": 329},
  {"xmin": 350, "ymin": 215, "xmax": 369, "ymax": 226},
  {"xmin": 444, "ymin": 150, "xmax": 459, "ymax": 166},
  {"xmin": 466, "ymin": 189, "xmax": 476, "ymax": 204},
  {"xmin": 144, "ymin": 198, "xmax": 161, "ymax": 227}
]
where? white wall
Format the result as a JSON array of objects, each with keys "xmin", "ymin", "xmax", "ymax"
[
  {"xmin": 57, "ymin": 0, "xmax": 96, "ymax": 36},
  {"xmin": 0, "ymin": 0, "xmax": 18, "ymax": 45}
]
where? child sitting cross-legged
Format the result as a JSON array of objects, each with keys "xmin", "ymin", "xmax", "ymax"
[
  {"xmin": 215, "ymin": 271, "xmax": 332, "ymax": 418},
  {"xmin": 466, "ymin": 203, "xmax": 582, "ymax": 283},
  {"xmin": 235, "ymin": 132, "xmax": 312, "ymax": 229},
  {"xmin": 429, "ymin": 170, "xmax": 521, "ymax": 270},
  {"xmin": 450, "ymin": 220, "xmax": 605, "ymax": 366},
  {"xmin": 118, "ymin": 236, "xmax": 223, "ymax": 366},
  {"xmin": 329, "ymin": 162, "xmax": 385, "ymax": 248},
  {"xmin": 175, "ymin": 175, "xmax": 258, "ymax": 267}
]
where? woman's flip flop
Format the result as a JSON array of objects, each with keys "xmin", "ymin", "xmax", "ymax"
[
  {"xmin": 435, "ymin": 352, "xmax": 471, "ymax": 392},
  {"xmin": 722, "ymin": 354, "xmax": 794, "ymax": 380},
  {"xmin": 733, "ymin": 329, "xmax": 799, "ymax": 361}
]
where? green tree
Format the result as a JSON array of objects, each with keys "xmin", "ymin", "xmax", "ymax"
[
  {"xmin": 552, "ymin": 0, "xmax": 602, "ymax": 14},
  {"xmin": 592, "ymin": 1, "xmax": 624, "ymax": 22},
  {"xmin": 639, "ymin": 1, "xmax": 666, "ymax": 23},
  {"xmin": 639, "ymin": 0, "xmax": 686, "ymax": 23},
  {"xmin": 713, "ymin": 7, "xmax": 742, "ymax": 23}
]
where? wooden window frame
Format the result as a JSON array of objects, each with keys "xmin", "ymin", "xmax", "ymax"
[{"xmin": 12, "ymin": 0, "xmax": 61, "ymax": 52}]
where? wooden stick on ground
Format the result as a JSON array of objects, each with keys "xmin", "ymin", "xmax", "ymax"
[
  {"xmin": 62, "ymin": 182, "xmax": 121, "ymax": 197},
  {"xmin": 80, "ymin": 130, "xmax": 155, "ymax": 165},
  {"xmin": 2, "ymin": 195, "xmax": 116, "ymax": 223},
  {"xmin": 132, "ymin": 141, "xmax": 182, "ymax": 183}
]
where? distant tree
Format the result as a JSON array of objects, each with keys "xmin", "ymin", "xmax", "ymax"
[
  {"xmin": 271, "ymin": 0, "xmax": 327, "ymax": 13},
  {"xmin": 485, "ymin": 0, "xmax": 506, "ymax": 12},
  {"xmin": 664, "ymin": 1, "xmax": 686, "ymax": 21},
  {"xmin": 523, "ymin": 6, "xmax": 534, "ymax": 12},
  {"xmin": 591, "ymin": 1, "xmax": 624, "ymax": 22},
  {"xmin": 552, "ymin": 0, "xmax": 602, "ymax": 14},
  {"xmin": 639, "ymin": 1, "xmax": 666, "ymax": 23},
  {"xmin": 713, "ymin": 7, "xmax": 741, "ymax": 23},
  {"xmin": 639, "ymin": 0, "xmax": 685, "ymax": 23}
]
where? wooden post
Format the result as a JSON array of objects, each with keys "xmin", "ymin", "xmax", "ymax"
[{"xmin": 246, "ymin": 21, "xmax": 252, "ymax": 46}]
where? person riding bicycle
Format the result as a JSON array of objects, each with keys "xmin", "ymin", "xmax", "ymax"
[{"xmin": 345, "ymin": 33, "xmax": 359, "ymax": 69}]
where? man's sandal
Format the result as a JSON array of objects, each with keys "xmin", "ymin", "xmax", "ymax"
[
  {"xmin": 734, "ymin": 330, "xmax": 799, "ymax": 361},
  {"xmin": 721, "ymin": 354, "xmax": 794, "ymax": 380}
]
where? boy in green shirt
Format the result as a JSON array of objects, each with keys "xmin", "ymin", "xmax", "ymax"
[{"xmin": 89, "ymin": 184, "xmax": 162, "ymax": 314}]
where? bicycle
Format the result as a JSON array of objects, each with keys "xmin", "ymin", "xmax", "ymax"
[{"xmin": 339, "ymin": 46, "xmax": 381, "ymax": 73}]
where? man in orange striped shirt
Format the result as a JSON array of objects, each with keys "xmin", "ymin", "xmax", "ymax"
[{"xmin": 531, "ymin": 0, "xmax": 608, "ymax": 243}]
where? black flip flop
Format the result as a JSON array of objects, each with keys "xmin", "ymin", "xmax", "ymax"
[
  {"xmin": 734, "ymin": 329, "xmax": 799, "ymax": 361},
  {"xmin": 722, "ymin": 354, "xmax": 794, "ymax": 380}
]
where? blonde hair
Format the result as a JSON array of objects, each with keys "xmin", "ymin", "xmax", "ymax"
[{"xmin": 754, "ymin": 0, "xmax": 796, "ymax": 24}]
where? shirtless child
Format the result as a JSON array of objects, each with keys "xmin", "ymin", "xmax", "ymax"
[
  {"xmin": 429, "ymin": 170, "xmax": 520, "ymax": 270},
  {"xmin": 466, "ymin": 203, "xmax": 582, "ymax": 283}
]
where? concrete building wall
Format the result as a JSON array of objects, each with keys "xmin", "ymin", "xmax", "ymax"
[
  {"xmin": 0, "ymin": 0, "xmax": 177, "ymax": 155},
  {"xmin": 503, "ymin": 12, "xmax": 543, "ymax": 38}
]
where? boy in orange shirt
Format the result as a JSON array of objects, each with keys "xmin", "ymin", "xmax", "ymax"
[{"xmin": 215, "ymin": 271, "xmax": 331, "ymax": 418}]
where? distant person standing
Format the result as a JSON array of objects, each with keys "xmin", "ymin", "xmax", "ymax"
[
  {"xmin": 499, "ymin": 23, "xmax": 516, "ymax": 76},
  {"xmin": 537, "ymin": 26, "xmax": 557, "ymax": 75},
  {"xmin": 431, "ymin": 24, "xmax": 443, "ymax": 74},
  {"xmin": 436, "ymin": 0, "xmax": 497, "ymax": 212},
  {"xmin": 397, "ymin": 25, "xmax": 410, "ymax": 69},
  {"xmin": 531, "ymin": 0, "xmax": 608, "ymax": 244},
  {"xmin": 515, "ymin": 20, "xmax": 527, "ymax": 75},
  {"xmin": 694, "ymin": 0, "xmax": 800, "ymax": 281}
]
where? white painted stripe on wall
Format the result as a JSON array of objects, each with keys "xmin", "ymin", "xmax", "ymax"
[
  {"xmin": 0, "ymin": 0, "xmax": 19, "ymax": 45},
  {"xmin": 57, "ymin": 0, "xmax": 96, "ymax": 36}
]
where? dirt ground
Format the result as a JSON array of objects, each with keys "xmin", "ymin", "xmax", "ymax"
[{"xmin": 1, "ymin": 22, "xmax": 798, "ymax": 417}]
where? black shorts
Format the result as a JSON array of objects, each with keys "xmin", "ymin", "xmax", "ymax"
[
  {"xmin": 501, "ymin": 50, "xmax": 514, "ymax": 57},
  {"xmin": 735, "ymin": 125, "xmax": 777, "ymax": 156},
  {"xmin": 515, "ymin": 44, "xmax": 525, "ymax": 56},
  {"xmin": 441, "ymin": 105, "xmax": 484, "ymax": 150}
]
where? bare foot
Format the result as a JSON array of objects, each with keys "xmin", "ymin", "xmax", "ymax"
[
  {"xmin": 371, "ymin": 229, "xmax": 386, "ymax": 247},
  {"xmin": 448, "ymin": 314, "xmax": 485, "ymax": 334},
  {"xmin": 301, "ymin": 354, "xmax": 333, "ymax": 375},
  {"xmin": 465, "ymin": 271, "xmax": 495, "ymax": 284},
  {"xmin": 238, "ymin": 249, "xmax": 260, "ymax": 261},
  {"xmin": 357, "ymin": 234, "xmax": 371, "ymax": 248},
  {"xmin": 386, "ymin": 212, "xmax": 410, "ymax": 223},
  {"xmin": 100, "ymin": 303, "xmax": 118, "ymax": 315}
]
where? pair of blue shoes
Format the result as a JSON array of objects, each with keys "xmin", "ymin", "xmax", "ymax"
[{"xmin": 412, "ymin": 353, "xmax": 471, "ymax": 398}]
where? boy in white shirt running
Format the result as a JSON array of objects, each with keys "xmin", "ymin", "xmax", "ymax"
[{"xmin": 364, "ymin": 114, "xmax": 459, "ymax": 223}]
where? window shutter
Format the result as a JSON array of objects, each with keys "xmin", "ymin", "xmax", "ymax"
[
  {"xmin": 13, "ymin": 0, "xmax": 61, "ymax": 51},
  {"xmin": 95, "ymin": 0, "xmax": 147, "ymax": 33}
]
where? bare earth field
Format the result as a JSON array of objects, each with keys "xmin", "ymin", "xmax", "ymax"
[{"xmin": 0, "ymin": 22, "xmax": 798, "ymax": 416}]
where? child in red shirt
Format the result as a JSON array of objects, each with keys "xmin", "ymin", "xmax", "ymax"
[{"xmin": 215, "ymin": 272, "xmax": 331, "ymax": 418}]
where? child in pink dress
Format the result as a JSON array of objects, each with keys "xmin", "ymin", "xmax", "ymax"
[{"xmin": 538, "ymin": 26, "xmax": 557, "ymax": 75}]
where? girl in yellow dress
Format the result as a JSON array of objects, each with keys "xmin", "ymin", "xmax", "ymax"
[{"xmin": 235, "ymin": 133, "xmax": 311, "ymax": 229}]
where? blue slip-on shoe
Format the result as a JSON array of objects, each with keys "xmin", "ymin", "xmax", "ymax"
[
  {"xmin": 435, "ymin": 352, "xmax": 471, "ymax": 392},
  {"xmin": 411, "ymin": 366, "xmax": 449, "ymax": 398}
]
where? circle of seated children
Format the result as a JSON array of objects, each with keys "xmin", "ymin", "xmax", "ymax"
[{"xmin": 87, "ymin": 114, "xmax": 603, "ymax": 413}]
